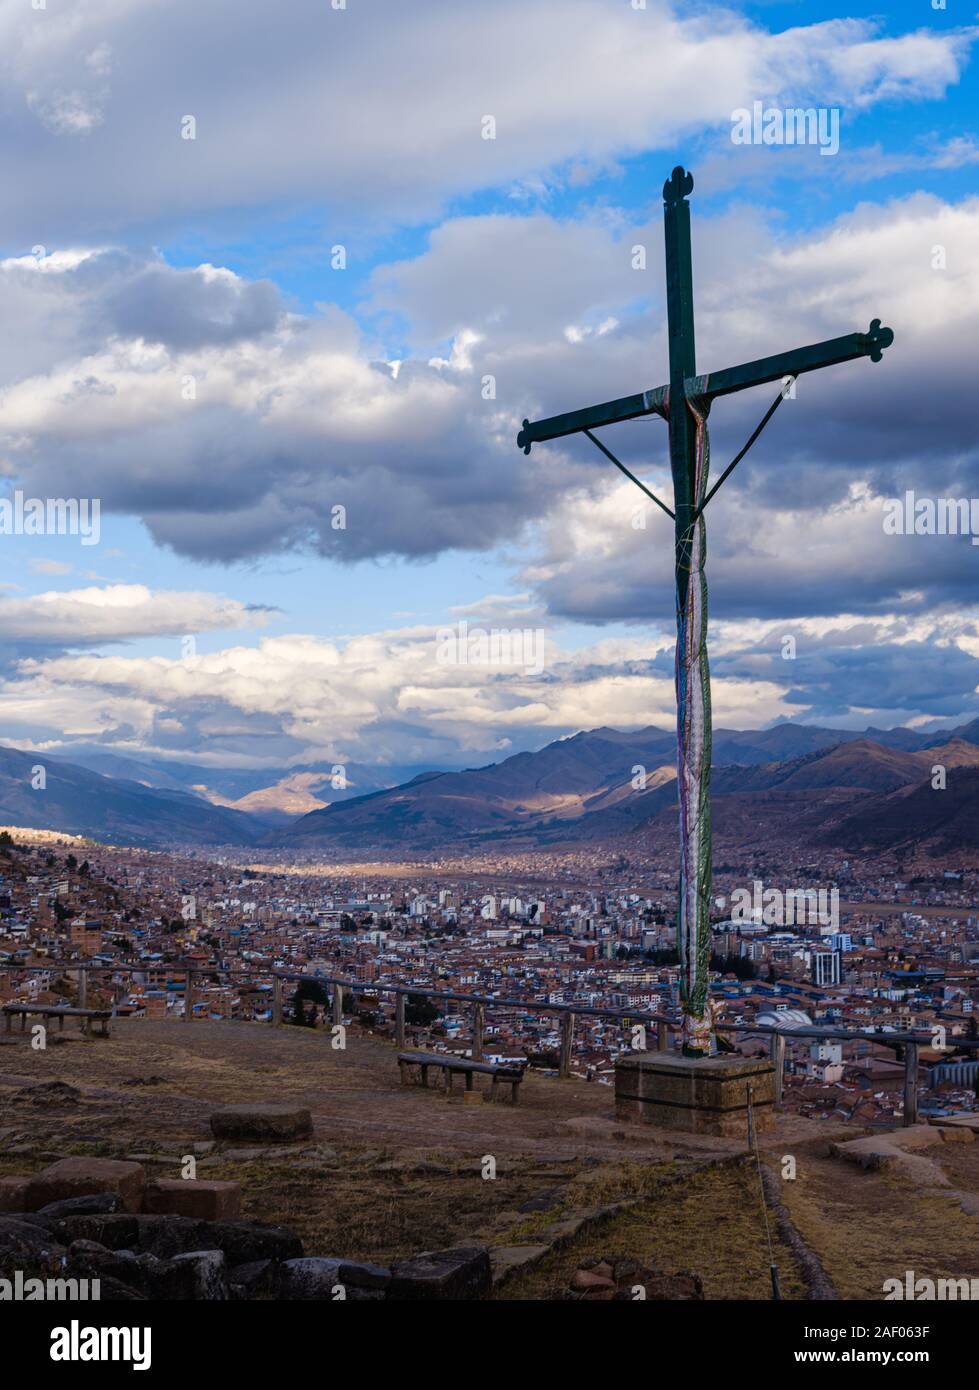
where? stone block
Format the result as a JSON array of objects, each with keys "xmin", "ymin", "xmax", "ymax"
[
  {"xmin": 36, "ymin": 1193, "xmax": 124, "ymax": 1220},
  {"xmin": 26, "ymin": 1159, "xmax": 146, "ymax": 1214},
  {"xmin": 570, "ymin": 1256, "xmax": 704, "ymax": 1300},
  {"xmin": 228, "ymin": 1259, "xmax": 275, "ymax": 1296},
  {"xmin": 615, "ymin": 1051, "xmax": 775, "ymax": 1137},
  {"xmin": 389, "ymin": 1246, "xmax": 491, "ymax": 1301},
  {"xmin": 66, "ymin": 1239, "xmax": 160, "ymax": 1296},
  {"xmin": 143, "ymin": 1179, "xmax": 241, "ymax": 1220},
  {"xmin": 0, "ymin": 1215, "xmax": 66, "ymax": 1273},
  {"xmin": 937, "ymin": 1126, "xmax": 974, "ymax": 1144},
  {"xmin": 152, "ymin": 1249, "xmax": 229, "ymax": 1301},
  {"xmin": 829, "ymin": 1139, "xmax": 894, "ymax": 1171},
  {"xmin": 277, "ymin": 1256, "xmax": 391, "ymax": 1299},
  {"xmin": 209, "ymin": 1104, "xmax": 313, "ymax": 1143},
  {"xmin": 489, "ymin": 1244, "xmax": 549, "ymax": 1285},
  {"xmin": 571, "ymin": 1269, "xmax": 616, "ymax": 1292},
  {"xmin": 51, "ymin": 1212, "xmax": 302, "ymax": 1263}
]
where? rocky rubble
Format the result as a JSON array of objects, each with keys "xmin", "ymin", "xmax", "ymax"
[
  {"xmin": 563, "ymin": 1256, "xmax": 704, "ymax": 1300},
  {"xmin": 0, "ymin": 1150, "xmax": 493, "ymax": 1301},
  {"xmin": 0, "ymin": 1199, "xmax": 491, "ymax": 1301}
]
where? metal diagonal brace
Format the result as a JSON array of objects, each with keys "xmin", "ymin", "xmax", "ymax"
[
  {"xmin": 583, "ymin": 429, "xmax": 675, "ymax": 520},
  {"xmin": 693, "ymin": 380, "xmax": 793, "ymax": 519}
]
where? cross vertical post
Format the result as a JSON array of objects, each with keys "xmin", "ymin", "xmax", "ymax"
[{"xmin": 664, "ymin": 166, "xmax": 713, "ymax": 1055}]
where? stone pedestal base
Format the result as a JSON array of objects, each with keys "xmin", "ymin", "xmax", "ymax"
[{"xmin": 615, "ymin": 1051, "xmax": 775, "ymax": 1137}]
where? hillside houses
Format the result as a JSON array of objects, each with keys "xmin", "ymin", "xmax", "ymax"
[{"xmin": 0, "ymin": 832, "xmax": 976, "ymax": 1118}]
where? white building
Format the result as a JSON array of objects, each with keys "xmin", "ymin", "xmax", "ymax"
[{"xmin": 811, "ymin": 950, "xmax": 842, "ymax": 986}]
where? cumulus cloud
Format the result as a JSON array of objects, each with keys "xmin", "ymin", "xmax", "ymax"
[
  {"xmin": 98, "ymin": 262, "xmax": 283, "ymax": 351},
  {"xmin": 0, "ymin": 246, "xmax": 589, "ymax": 563},
  {"xmin": 0, "ymin": 622, "xmax": 787, "ymax": 768},
  {"xmin": 0, "ymin": 583, "xmax": 274, "ymax": 645},
  {"xmin": 1, "ymin": 189, "xmax": 977, "ymax": 582},
  {"xmin": 705, "ymin": 613, "xmax": 979, "ymax": 722},
  {"xmin": 528, "ymin": 475, "xmax": 979, "ymax": 624},
  {"xmin": 1, "ymin": 604, "xmax": 974, "ymax": 770},
  {"xmin": 0, "ymin": 2, "xmax": 971, "ymax": 242}
]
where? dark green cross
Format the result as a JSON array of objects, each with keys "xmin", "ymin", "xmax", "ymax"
[{"xmin": 516, "ymin": 165, "xmax": 893, "ymax": 1056}]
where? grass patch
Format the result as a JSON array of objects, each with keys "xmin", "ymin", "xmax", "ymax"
[
  {"xmin": 780, "ymin": 1148, "xmax": 979, "ymax": 1299},
  {"xmin": 497, "ymin": 1162, "xmax": 808, "ymax": 1301}
]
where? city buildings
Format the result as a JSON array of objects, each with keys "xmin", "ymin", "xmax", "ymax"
[{"xmin": 0, "ymin": 829, "xmax": 976, "ymax": 1123}]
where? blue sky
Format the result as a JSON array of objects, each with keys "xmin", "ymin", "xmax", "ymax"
[{"xmin": 0, "ymin": 0, "xmax": 976, "ymax": 780}]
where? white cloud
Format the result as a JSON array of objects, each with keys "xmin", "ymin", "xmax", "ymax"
[
  {"xmin": 5, "ymin": 602, "xmax": 973, "ymax": 770},
  {"xmin": 28, "ymin": 559, "xmax": 72, "ymax": 576},
  {"xmin": 0, "ymin": 622, "xmax": 781, "ymax": 765},
  {"xmin": 0, "ymin": 2, "xmax": 971, "ymax": 241},
  {"xmin": 0, "ymin": 583, "xmax": 274, "ymax": 644},
  {"xmin": 0, "ymin": 187, "xmax": 976, "ymax": 585}
]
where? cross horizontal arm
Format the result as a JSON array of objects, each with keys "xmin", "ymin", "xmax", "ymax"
[
  {"xmin": 518, "ymin": 385, "xmax": 668, "ymax": 454},
  {"xmin": 690, "ymin": 319, "xmax": 893, "ymax": 402}
]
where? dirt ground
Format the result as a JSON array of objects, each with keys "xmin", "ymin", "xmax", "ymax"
[
  {"xmin": 1, "ymin": 1017, "xmax": 757, "ymax": 1160},
  {"xmin": 2, "ymin": 1018, "xmax": 976, "ymax": 1299}
]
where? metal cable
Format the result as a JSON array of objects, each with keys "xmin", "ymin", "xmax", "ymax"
[
  {"xmin": 694, "ymin": 379, "xmax": 794, "ymax": 518},
  {"xmin": 583, "ymin": 428, "xmax": 675, "ymax": 520},
  {"xmin": 747, "ymin": 1083, "xmax": 782, "ymax": 1300}
]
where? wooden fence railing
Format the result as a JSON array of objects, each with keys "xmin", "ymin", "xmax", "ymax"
[{"xmin": 2, "ymin": 960, "xmax": 976, "ymax": 1127}]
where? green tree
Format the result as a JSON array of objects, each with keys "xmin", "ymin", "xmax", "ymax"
[
  {"xmin": 405, "ymin": 993, "xmax": 438, "ymax": 1026},
  {"xmin": 289, "ymin": 979, "xmax": 327, "ymax": 1026},
  {"xmin": 295, "ymin": 979, "xmax": 328, "ymax": 1006},
  {"xmin": 290, "ymin": 992, "xmax": 315, "ymax": 1027}
]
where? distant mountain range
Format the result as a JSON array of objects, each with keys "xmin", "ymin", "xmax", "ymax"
[
  {"xmin": 0, "ymin": 744, "xmax": 264, "ymax": 848},
  {"xmin": 275, "ymin": 721, "xmax": 979, "ymax": 858},
  {"xmin": 2, "ymin": 717, "xmax": 978, "ymax": 856},
  {"xmin": 826, "ymin": 759, "xmax": 979, "ymax": 855},
  {"xmin": 55, "ymin": 747, "xmax": 441, "ymax": 821}
]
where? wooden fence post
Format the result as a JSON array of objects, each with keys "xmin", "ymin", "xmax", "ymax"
[
  {"xmin": 472, "ymin": 1002, "xmax": 485, "ymax": 1061},
  {"xmin": 560, "ymin": 1011, "xmax": 575, "ymax": 1078},
  {"xmin": 184, "ymin": 969, "xmax": 193, "ymax": 1023},
  {"xmin": 657, "ymin": 1020, "xmax": 669, "ymax": 1052},
  {"xmin": 272, "ymin": 975, "xmax": 283, "ymax": 1027},
  {"xmin": 770, "ymin": 1032, "xmax": 785, "ymax": 1109},
  {"xmin": 903, "ymin": 1041, "xmax": 919, "ymax": 1127},
  {"xmin": 395, "ymin": 993, "xmax": 406, "ymax": 1048}
]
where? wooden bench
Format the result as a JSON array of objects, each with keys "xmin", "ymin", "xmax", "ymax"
[
  {"xmin": 397, "ymin": 1050, "xmax": 524, "ymax": 1104},
  {"xmin": 3, "ymin": 1003, "xmax": 112, "ymax": 1038}
]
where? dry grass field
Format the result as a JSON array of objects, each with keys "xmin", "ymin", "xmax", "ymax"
[
  {"xmin": 776, "ymin": 1143, "xmax": 979, "ymax": 1300},
  {"xmin": 2, "ymin": 1018, "xmax": 976, "ymax": 1299}
]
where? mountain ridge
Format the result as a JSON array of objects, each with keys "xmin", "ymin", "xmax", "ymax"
[
  {"xmin": 275, "ymin": 721, "xmax": 979, "ymax": 855},
  {"xmin": 2, "ymin": 716, "xmax": 978, "ymax": 853}
]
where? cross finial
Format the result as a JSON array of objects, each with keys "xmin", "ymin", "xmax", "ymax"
[
  {"xmin": 865, "ymin": 318, "xmax": 894, "ymax": 363},
  {"xmin": 663, "ymin": 166, "xmax": 694, "ymax": 204}
]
